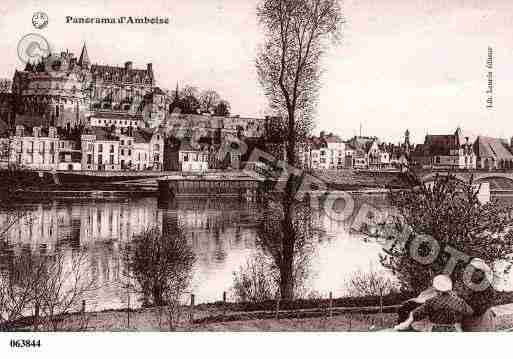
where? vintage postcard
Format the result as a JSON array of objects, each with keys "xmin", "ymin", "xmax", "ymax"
[{"xmin": 1, "ymin": 0, "xmax": 513, "ymax": 354}]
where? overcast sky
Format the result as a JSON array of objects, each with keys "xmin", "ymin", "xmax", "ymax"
[{"xmin": 1, "ymin": 0, "xmax": 513, "ymax": 143}]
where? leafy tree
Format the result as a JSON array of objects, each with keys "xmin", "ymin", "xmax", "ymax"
[
  {"xmin": 123, "ymin": 226, "xmax": 195, "ymax": 307},
  {"xmin": 180, "ymin": 95, "xmax": 200, "ymax": 114},
  {"xmin": 380, "ymin": 171, "xmax": 513, "ymax": 294},
  {"xmin": 199, "ymin": 89, "xmax": 221, "ymax": 113},
  {"xmin": 214, "ymin": 100, "xmax": 231, "ymax": 117},
  {"xmin": 256, "ymin": 200, "xmax": 318, "ymax": 299}
]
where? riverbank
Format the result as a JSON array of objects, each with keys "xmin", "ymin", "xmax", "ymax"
[
  {"xmin": 2, "ymin": 292, "xmax": 412, "ymax": 331},
  {"xmin": 4, "ymin": 304, "xmax": 397, "ymax": 332}
]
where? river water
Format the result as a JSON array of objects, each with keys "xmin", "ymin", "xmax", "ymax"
[{"xmin": 0, "ymin": 193, "xmax": 510, "ymax": 311}]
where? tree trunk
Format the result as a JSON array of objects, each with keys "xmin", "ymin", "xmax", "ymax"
[
  {"xmin": 153, "ymin": 285, "xmax": 163, "ymax": 306},
  {"xmin": 286, "ymin": 108, "xmax": 296, "ymax": 168},
  {"xmin": 280, "ymin": 202, "xmax": 295, "ymax": 300}
]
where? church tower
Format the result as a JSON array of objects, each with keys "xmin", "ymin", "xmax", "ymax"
[
  {"xmin": 78, "ymin": 43, "xmax": 90, "ymax": 69},
  {"xmin": 404, "ymin": 129, "xmax": 410, "ymax": 146}
]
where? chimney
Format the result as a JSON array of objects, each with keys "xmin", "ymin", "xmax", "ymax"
[{"xmin": 125, "ymin": 61, "xmax": 133, "ymax": 71}]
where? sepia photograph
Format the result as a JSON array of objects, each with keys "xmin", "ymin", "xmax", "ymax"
[{"xmin": 1, "ymin": 0, "xmax": 513, "ymax": 357}]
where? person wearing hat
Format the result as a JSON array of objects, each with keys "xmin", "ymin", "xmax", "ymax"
[
  {"xmin": 393, "ymin": 275, "xmax": 474, "ymax": 332},
  {"xmin": 455, "ymin": 258, "xmax": 497, "ymax": 330}
]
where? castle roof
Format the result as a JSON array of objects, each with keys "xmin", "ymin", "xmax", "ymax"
[{"xmin": 90, "ymin": 64, "xmax": 153, "ymax": 84}]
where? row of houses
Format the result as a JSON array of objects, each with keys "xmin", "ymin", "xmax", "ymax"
[
  {"xmin": 410, "ymin": 127, "xmax": 513, "ymax": 170},
  {"xmin": 0, "ymin": 117, "xmax": 165, "ymax": 171},
  {"xmin": 0, "ymin": 111, "xmax": 256, "ymax": 173},
  {"xmin": 299, "ymin": 132, "xmax": 410, "ymax": 171},
  {"xmin": 299, "ymin": 127, "xmax": 513, "ymax": 172}
]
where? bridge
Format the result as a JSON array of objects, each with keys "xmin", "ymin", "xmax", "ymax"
[{"xmin": 418, "ymin": 170, "xmax": 513, "ymax": 186}]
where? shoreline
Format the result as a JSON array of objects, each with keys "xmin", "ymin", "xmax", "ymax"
[{"xmin": 1, "ymin": 293, "xmax": 409, "ymax": 332}]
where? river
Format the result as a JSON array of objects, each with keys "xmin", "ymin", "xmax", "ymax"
[{"xmin": 1, "ymin": 193, "xmax": 511, "ymax": 312}]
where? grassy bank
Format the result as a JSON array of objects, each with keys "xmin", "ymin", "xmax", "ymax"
[
  {"xmin": 4, "ymin": 305, "xmax": 397, "ymax": 332},
  {"xmin": 3, "ymin": 292, "xmax": 410, "ymax": 332}
]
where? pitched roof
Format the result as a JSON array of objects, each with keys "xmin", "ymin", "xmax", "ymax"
[
  {"xmin": 90, "ymin": 64, "xmax": 152, "ymax": 84},
  {"xmin": 14, "ymin": 114, "xmax": 46, "ymax": 128},
  {"xmin": 474, "ymin": 136, "xmax": 513, "ymax": 160},
  {"xmin": 88, "ymin": 127, "xmax": 118, "ymax": 141},
  {"xmin": 78, "ymin": 43, "xmax": 90, "ymax": 67},
  {"xmin": 133, "ymin": 128, "xmax": 154, "ymax": 143}
]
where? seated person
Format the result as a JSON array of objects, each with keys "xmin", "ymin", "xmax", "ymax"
[
  {"xmin": 455, "ymin": 258, "xmax": 497, "ymax": 330},
  {"xmin": 396, "ymin": 287, "xmax": 437, "ymax": 328},
  {"xmin": 394, "ymin": 275, "xmax": 474, "ymax": 332}
]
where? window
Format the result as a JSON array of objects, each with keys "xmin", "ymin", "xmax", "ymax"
[
  {"xmin": 110, "ymin": 145, "xmax": 115, "ymax": 153},
  {"xmin": 110, "ymin": 155, "xmax": 114, "ymax": 164},
  {"xmin": 98, "ymin": 154, "xmax": 103, "ymax": 164},
  {"xmin": 121, "ymin": 149, "xmax": 125, "ymax": 156},
  {"xmin": 153, "ymin": 144, "xmax": 160, "ymax": 151},
  {"xmin": 121, "ymin": 140, "xmax": 125, "ymax": 146},
  {"xmin": 88, "ymin": 144, "xmax": 93, "ymax": 152},
  {"xmin": 87, "ymin": 154, "xmax": 92, "ymax": 164},
  {"xmin": 98, "ymin": 144, "xmax": 103, "ymax": 153},
  {"xmin": 128, "ymin": 150, "xmax": 132, "ymax": 156}
]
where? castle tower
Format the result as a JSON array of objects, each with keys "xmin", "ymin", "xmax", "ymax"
[{"xmin": 78, "ymin": 43, "xmax": 90, "ymax": 69}]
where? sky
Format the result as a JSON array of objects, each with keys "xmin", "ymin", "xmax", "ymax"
[{"xmin": 1, "ymin": 0, "xmax": 513, "ymax": 144}]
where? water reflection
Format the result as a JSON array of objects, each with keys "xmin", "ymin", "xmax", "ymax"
[{"xmin": 0, "ymin": 194, "xmax": 402, "ymax": 310}]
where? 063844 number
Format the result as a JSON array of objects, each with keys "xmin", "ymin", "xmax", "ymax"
[{"xmin": 9, "ymin": 339, "xmax": 41, "ymax": 348}]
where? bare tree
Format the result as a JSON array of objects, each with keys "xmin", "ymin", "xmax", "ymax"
[
  {"xmin": 0, "ymin": 250, "xmax": 42, "ymax": 330},
  {"xmin": 199, "ymin": 89, "xmax": 221, "ymax": 113},
  {"xmin": 346, "ymin": 268, "xmax": 397, "ymax": 298},
  {"xmin": 345, "ymin": 268, "xmax": 398, "ymax": 327},
  {"xmin": 34, "ymin": 250, "xmax": 97, "ymax": 331},
  {"xmin": 232, "ymin": 252, "xmax": 277, "ymax": 302},
  {"xmin": 256, "ymin": 0, "xmax": 342, "ymax": 167},
  {"xmin": 0, "ymin": 248, "xmax": 96, "ymax": 331},
  {"xmin": 255, "ymin": 0, "xmax": 342, "ymax": 301}
]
